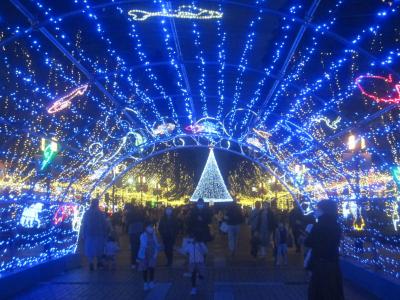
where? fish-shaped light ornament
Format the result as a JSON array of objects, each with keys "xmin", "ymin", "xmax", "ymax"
[
  {"xmin": 47, "ymin": 84, "xmax": 89, "ymax": 114},
  {"xmin": 128, "ymin": 5, "xmax": 223, "ymax": 21},
  {"xmin": 355, "ymin": 74, "xmax": 400, "ymax": 104}
]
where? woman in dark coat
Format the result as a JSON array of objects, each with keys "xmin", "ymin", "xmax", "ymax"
[
  {"xmin": 81, "ymin": 199, "xmax": 109, "ymax": 271},
  {"xmin": 305, "ymin": 200, "xmax": 344, "ymax": 300},
  {"xmin": 158, "ymin": 206, "xmax": 180, "ymax": 266}
]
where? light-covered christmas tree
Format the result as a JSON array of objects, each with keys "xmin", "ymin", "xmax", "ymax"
[{"xmin": 190, "ymin": 149, "xmax": 233, "ymax": 202}]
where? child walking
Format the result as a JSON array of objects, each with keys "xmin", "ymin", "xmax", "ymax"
[
  {"xmin": 104, "ymin": 234, "xmax": 119, "ymax": 270},
  {"xmin": 275, "ymin": 220, "xmax": 288, "ymax": 266},
  {"xmin": 181, "ymin": 234, "xmax": 208, "ymax": 296},
  {"xmin": 137, "ymin": 222, "xmax": 160, "ymax": 291}
]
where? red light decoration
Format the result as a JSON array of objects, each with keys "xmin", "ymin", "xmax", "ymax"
[
  {"xmin": 355, "ymin": 74, "xmax": 400, "ymax": 104},
  {"xmin": 53, "ymin": 204, "xmax": 77, "ymax": 225},
  {"xmin": 47, "ymin": 84, "xmax": 89, "ymax": 114}
]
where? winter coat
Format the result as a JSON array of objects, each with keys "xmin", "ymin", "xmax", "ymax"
[
  {"xmin": 186, "ymin": 207, "xmax": 213, "ymax": 242},
  {"xmin": 158, "ymin": 215, "xmax": 180, "ymax": 239},
  {"xmin": 305, "ymin": 214, "xmax": 344, "ymax": 300},
  {"xmin": 137, "ymin": 231, "xmax": 160, "ymax": 260},
  {"xmin": 126, "ymin": 208, "xmax": 145, "ymax": 235},
  {"xmin": 82, "ymin": 207, "xmax": 108, "ymax": 258},
  {"xmin": 82, "ymin": 207, "xmax": 108, "ymax": 239},
  {"xmin": 225, "ymin": 204, "xmax": 244, "ymax": 226},
  {"xmin": 181, "ymin": 238, "xmax": 208, "ymax": 264}
]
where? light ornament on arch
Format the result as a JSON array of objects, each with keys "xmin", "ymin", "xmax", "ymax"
[
  {"xmin": 47, "ymin": 84, "xmax": 89, "ymax": 114},
  {"xmin": 53, "ymin": 204, "xmax": 76, "ymax": 225},
  {"xmin": 246, "ymin": 136, "xmax": 263, "ymax": 150},
  {"xmin": 87, "ymin": 130, "xmax": 147, "ymax": 169},
  {"xmin": 243, "ymin": 135, "xmax": 274, "ymax": 159},
  {"xmin": 252, "ymin": 128, "xmax": 272, "ymax": 139},
  {"xmin": 20, "ymin": 202, "xmax": 44, "ymax": 228},
  {"xmin": 391, "ymin": 166, "xmax": 400, "ymax": 186},
  {"xmin": 341, "ymin": 200, "xmax": 358, "ymax": 219},
  {"xmin": 353, "ymin": 207, "xmax": 366, "ymax": 231},
  {"xmin": 392, "ymin": 201, "xmax": 400, "ymax": 231},
  {"xmin": 277, "ymin": 120, "xmax": 314, "ymax": 155},
  {"xmin": 72, "ymin": 205, "xmax": 86, "ymax": 232},
  {"xmin": 312, "ymin": 116, "xmax": 341, "ymax": 130},
  {"xmin": 41, "ymin": 142, "xmax": 58, "ymax": 171},
  {"xmin": 152, "ymin": 122, "xmax": 176, "ymax": 136},
  {"xmin": 128, "ymin": 5, "xmax": 223, "ymax": 21},
  {"xmin": 185, "ymin": 117, "xmax": 227, "ymax": 136},
  {"xmin": 355, "ymin": 74, "xmax": 400, "ymax": 104}
]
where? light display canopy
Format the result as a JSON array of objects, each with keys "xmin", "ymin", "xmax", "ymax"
[{"xmin": 1, "ymin": 0, "xmax": 400, "ymax": 279}]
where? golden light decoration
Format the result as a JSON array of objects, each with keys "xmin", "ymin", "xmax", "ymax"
[{"xmin": 353, "ymin": 208, "xmax": 366, "ymax": 231}]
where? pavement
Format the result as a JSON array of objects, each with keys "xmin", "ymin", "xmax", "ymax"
[{"xmin": 12, "ymin": 225, "xmax": 377, "ymax": 300}]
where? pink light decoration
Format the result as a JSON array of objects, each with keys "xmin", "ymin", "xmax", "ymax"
[
  {"xmin": 185, "ymin": 123, "xmax": 204, "ymax": 133},
  {"xmin": 355, "ymin": 74, "xmax": 400, "ymax": 104},
  {"xmin": 47, "ymin": 84, "xmax": 89, "ymax": 114}
]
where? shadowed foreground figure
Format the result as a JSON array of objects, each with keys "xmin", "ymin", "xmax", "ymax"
[
  {"xmin": 305, "ymin": 200, "xmax": 344, "ymax": 300},
  {"xmin": 187, "ymin": 198, "xmax": 213, "ymax": 243},
  {"xmin": 81, "ymin": 199, "xmax": 108, "ymax": 271},
  {"xmin": 158, "ymin": 206, "xmax": 180, "ymax": 266}
]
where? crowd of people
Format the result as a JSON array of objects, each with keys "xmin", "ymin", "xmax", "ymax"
[{"xmin": 80, "ymin": 197, "xmax": 344, "ymax": 299}]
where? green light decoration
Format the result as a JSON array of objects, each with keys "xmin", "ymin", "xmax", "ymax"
[
  {"xmin": 391, "ymin": 166, "xmax": 400, "ymax": 187},
  {"xmin": 190, "ymin": 148, "xmax": 233, "ymax": 202},
  {"xmin": 40, "ymin": 140, "xmax": 58, "ymax": 171}
]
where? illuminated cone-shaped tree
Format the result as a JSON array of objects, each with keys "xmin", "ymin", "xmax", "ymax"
[{"xmin": 190, "ymin": 149, "xmax": 233, "ymax": 202}]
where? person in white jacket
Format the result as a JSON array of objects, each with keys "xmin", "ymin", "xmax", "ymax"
[
  {"xmin": 137, "ymin": 222, "xmax": 160, "ymax": 291},
  {"xmin": 181, "ymin": 234, "xmax": 208, "ymax": 295}
]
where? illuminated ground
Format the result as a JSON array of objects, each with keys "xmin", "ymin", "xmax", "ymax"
[{"xmin": 14, "ymin": 225, "xmax": 376, "ymax": 300}]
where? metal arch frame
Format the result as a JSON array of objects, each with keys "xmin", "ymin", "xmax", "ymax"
[
  {"xmin": 5, "ymin": 0, "xmax": 398, "ymax": 132},
  {"xmin": 248, "ymin": 0, "xmax": 321, "ymax": 129},
  {"xmin": 1, "ymin": 0, "xmax": 389, "ymax": 203},
  {"xmin": 9, "ymin": 0, "xmax": 140, "ymax": 128},
  {"xmin": 2, "ymin": 0, "xmax": 397, "ymax": 75},
  {"xmin": 99, "ymin": 60, "xmax": 345, "ymax": 110},
  {"xmin": 164, "ymin": 1, "xmax": 197, "ymax": 122},
  {"xmin": 81, "ymin": 133, "xmax": 345, "ymax": 208},
  {"xmin": 89, "ymin": 143, "xmax": 300, "ymax": 205}
]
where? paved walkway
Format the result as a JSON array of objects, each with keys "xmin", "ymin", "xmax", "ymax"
[{"xmin": 14, "ymin": 225, "xmax": 377, "ymax": 300}]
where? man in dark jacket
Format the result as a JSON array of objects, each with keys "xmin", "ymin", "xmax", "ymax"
[
  {"xmin": 186, "ymin": 198, "xmax": 213, "ymax": 243},
  {"xmin": 289, "ymin": 204, "xmax": 304, "ymax": 252},
  {"xmin": 305, "ymin": 200, "xmax": 344, "ymax": 300},
  {"xmin": 158, "ymin": 206, "xmax": 180, "ymax": 266},
  {"xmin": 224, "ymin": 201, "xmax": 244, "ymax": 256},
  {"xmin": 126, "ymin": 205, "xmax": 145, "ymax": 269}
]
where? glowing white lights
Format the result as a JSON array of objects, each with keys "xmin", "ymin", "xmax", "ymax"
[
  {"xmin": 342, "ymin": 201, "xmax": 358, "ymax": 219},
  {"xmin": 128, "ymin": 6, "xmax": 223, "ymax": 21},
  {"xmin": 19, "ymin": 203, "xmax": 44, "ymax": 228},
  {"xmin": 185, "ymin": 117, "xmax": 227, "ymax": 135},
  {"xmin": 312, "ymin": 116, "xmax": 341, "ymax": 130},
  {"xmin": 190, "ymin": 149, "xmax": 233, "ymax": 202},
  {"xmin": 152, "ymin": 123, "xmax": 176, "ymax": 136},
  {"xmin": 347, "ymin": 134, "xmax": 366, "ymax": 151},
  {"xmin": 47, "ymin": 84, "xmax": 89, "ymax": 114}
]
